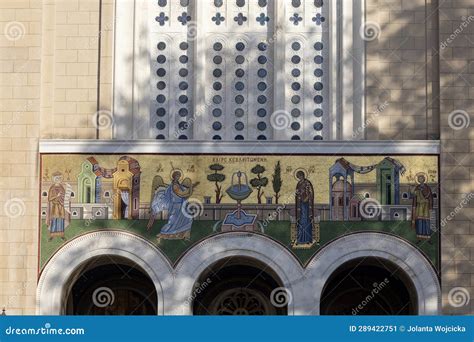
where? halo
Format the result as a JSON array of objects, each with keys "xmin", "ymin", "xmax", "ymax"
[
  {"xmin": 293, "ymin": 168, "xmax": 307, "ymax": 180},
  {"xmin": 170, "ymin": 168, "xmax": 184, "ymax": 181},
  {"xmin": 415, "ymin": 172, "xmax": 428, "ymax": 184}
]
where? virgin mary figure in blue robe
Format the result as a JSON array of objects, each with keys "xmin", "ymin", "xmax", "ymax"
[{"xmin": 295, "ymin": 170, "xmax": 315, "ymax": 245}]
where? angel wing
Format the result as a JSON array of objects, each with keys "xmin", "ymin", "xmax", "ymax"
[{"xmin": 150, "ymin": 185, "xmax": 171, "ymax": 214}]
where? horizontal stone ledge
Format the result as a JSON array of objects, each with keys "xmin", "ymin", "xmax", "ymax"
[{"xmin": 39, "ymin": 139, "xmax": 441, "ymax": 155}]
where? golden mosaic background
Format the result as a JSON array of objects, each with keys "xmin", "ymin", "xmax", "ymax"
[{"xmin": 41, "ymin": 154, "xmax": 438, "ymax": 204}]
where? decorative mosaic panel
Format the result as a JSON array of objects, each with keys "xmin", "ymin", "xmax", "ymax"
[{"xmin": 39, "ymin": 153, "xmax": 440, "ymax": 272}]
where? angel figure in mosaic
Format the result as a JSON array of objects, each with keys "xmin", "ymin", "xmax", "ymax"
[{"xmin": 147, "ymin": 170, "xmax": 199, "ymax": 241}]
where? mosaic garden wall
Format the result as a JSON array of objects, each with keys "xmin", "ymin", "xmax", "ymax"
[{"xmin": 39, "ymin": 154, "xmax": 440, "ymax": 271}]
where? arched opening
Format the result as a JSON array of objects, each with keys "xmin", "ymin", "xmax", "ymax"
[
  {"xmin": 65, "ymin": 256, "xmax": 157, "ymax": 315},
  {"xmin": 192, "ymin": 257, "xmax": 287, "ymax": 315},
  {"xmin": 320, "ymin": 257, "xmax": 418, "ymax": 315}
]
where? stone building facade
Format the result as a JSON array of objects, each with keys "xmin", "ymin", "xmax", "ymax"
[{"xmin": 0, "ymin": 0, "xmax": 473, "ymax": 315}]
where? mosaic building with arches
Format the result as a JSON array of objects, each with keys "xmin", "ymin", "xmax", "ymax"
[{"xmin": 0, "ymin": 0, "xmax": 473, "ymax": 316}]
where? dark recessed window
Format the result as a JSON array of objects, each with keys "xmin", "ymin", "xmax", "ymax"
[
  {"xmin": 235, "ymin": 108, "xmax": 245, "ymax": 117},
  {"xmin": 157, "ymin": 55, "xmax": 166, "ymax": 64},
  {"xmin": 291, "ymin": 55, "xmax": 301, "ymax": 64},
  {"xmin": 291, "ymin": 122, "xmax": 301, "ymax": 130},
  {"xmin": 314, "ymin": 108, "xmax": 323, "ymax": 117},
  {"xmin": 235, "ymin": 55, "xmax": 245, "ymax": 64},
  {"xmin": 235, "ymin": 121, "xmax": 245, "ymax": 131},
  {"xmin": 235, "ymin": 95, "xmax": 245, "ymax": 104},
  {"xmin": 236, "ymin": 68, "xmax": 245, "ymax": 77},
  {"xmin": 314, "ymin": 42, "xmax": 323, "ymax": 51},
  {"xmin": 156, "ymin": 108, "xmax": 166, "ymax": 117},
  {"xmin": 235, "ymin": 82, "xmax": 245, "ymax": 91},
  {"xmin": 157, "ymin": 68, "xmax": 166, "ymax": 77},
  {"xmin": 257, "ymin": 95, "xmax": 267, "ymax": 104},
  {"xmin": 258, "ymin": 69, "xmax": 267, "ymax": 78},
  {"xmin": 257, "ymin": 122, "xmax": 267, "ymax": 131},
  {"xmin": 314, "ymin": 95, "xmax": 323, "ymax": 104},
  {"xmin": 257, "ymin": 108, "xmax": 267, "ymax": 117},
  {"xmin": 156, "ymin": 121, "xmax": 166, "ymax": 130},
  {"xmin": 314, "ymin": 55, "xmax": 324, "ymax": 64},
  {"xmin": 291, "ymin": 108, "xmax": 301, "ymax": 117},
  {"xmin": 291, "ymin": 82, "xmax": 301, "ymax": 91},
  {"xmin": 236, "ymin": 42, "xmax": 246, "ymax": 51},
  {"xmin": 314, "ymin": 122, "xmax": 323, "ymax": 131}
]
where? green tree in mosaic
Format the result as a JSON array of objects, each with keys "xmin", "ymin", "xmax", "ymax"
[
  {"xmin": 207, "ymin": 163, "xmax": 226, "ymax": 203},
  {"xmin": 250, "ymin": 164, "xmax": 269, "ymax": 204},
  {"xmin": 272, "ymin": 161, "xmax": 283, "ymax": 204}
]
